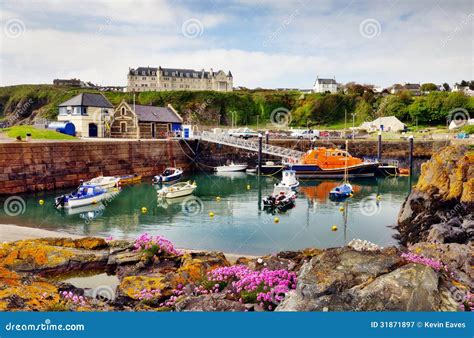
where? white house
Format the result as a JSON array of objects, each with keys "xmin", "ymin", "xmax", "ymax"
[
  {"xmin": 360, "ymin": 116, "xmax": 406, "ymax": 132},
  {"xmin": 452, "ymin": 84, "xmax": 474, "ymax": 96},
  {"xmin": 57, "ymin": 93, "xmax": 114, "ymax": 137},
  {"xmin": 313, "ymin": 76, "xmax": 338, "ymax": 93}
]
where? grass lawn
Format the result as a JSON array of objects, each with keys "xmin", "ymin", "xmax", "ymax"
[{"xmin": 0, "ymin": 126, "xmax": 76, "ymax": 140}]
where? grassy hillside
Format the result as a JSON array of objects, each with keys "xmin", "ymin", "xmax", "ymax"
[
  {"xmin": 0, "ymin": 125, "xmax": 76, "ymax": 140},
  {"xmin": 0, "ymin": 84, "xmax": 473, "ymax": 129}
]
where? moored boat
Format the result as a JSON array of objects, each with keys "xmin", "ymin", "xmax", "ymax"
[
  {"xmin": 157, "ymin": 181, "xmax": 197, "ymax": 199},
  {"xmin": 214, "ymin": 162, "xmax": 247, "ymax": 172},
  {"xmin": 152, "ymin": 168, "xmax": 183, "ymax": 184},
  {"xmin": 262, "ymin": 188, "xmax": 297, "ymax": 212},
  {"xmin": 84, "ymin": 176, "xmax": 120, "ymax": 189},
  {"xmin": 274, "ymin": 170, "xmax": 299, "ymax": 190},
  {"xmin": 329, "ymin": 183, "xmax": 353, "ymax": 201},
  {"xmin": 117, "ymin": 174, "xmax": 142, "ymax": 186},
  {"xmin": 288, "ymin": 147, "xmax": 379, "ymax": 178},
  {"xmin": 55, "ymin": 184, "xmax": 107, "ymax": 208}
]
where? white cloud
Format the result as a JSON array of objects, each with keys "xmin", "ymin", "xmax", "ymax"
[{"xmin": 0, "ymin": 0, "xmax": 472, "ymax": 88}]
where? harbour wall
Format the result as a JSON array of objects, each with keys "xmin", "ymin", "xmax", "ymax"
[
  {"xmin": 0, "ymin": 140, "xmax": 192, "ymax": 195},
  {"xmin": 194, "ymin": 139, "xmax": 450, "ymax": 167},
  {"xmin": 0, "ymin": 139, "xmax": 448, "ymax": 195}
]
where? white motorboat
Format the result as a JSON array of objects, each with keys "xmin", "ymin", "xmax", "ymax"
[
  {"xmin": 214, "ymin": 162, "xmax": 248, "ymax": 172},
  {"xmin": 152, "ymin": 168, "xmax": 183, "ymax": 184},
  {"xmin": 55, "ymin": 184, "xmax": 107, "ymax": 208},
  {"xmin": 84, "ymin": 176, "xmax": 120, "ymax": 189},
  {"xmin": 157, "ymin": 181, "xmax": 197, "ymax": 199},
  {"xmin": 274, "ymin": 170, "xmax": 299, "ymax": 190}
]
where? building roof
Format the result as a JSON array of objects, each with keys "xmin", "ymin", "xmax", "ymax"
[
  {"xmin": 361, "ymin": 116, "xmax": 406, "ymax": 128},
  {"xmin": 131, "ymin": 104, "xmax": 182, "ymax": 123},
  {"xmin": 58, "ymin": 93, "xmax": 113, "ymax": 108},
  {"xmin": 315, "ymin": 78, "xmax": 336, "ymax": 85},
  {"xmin": 404, "ymin": 83, "xmax": 421, "ymax": 90},
  {"xmin": 129, "ymin": 66, "xmax": 232, "ymax": 79}
]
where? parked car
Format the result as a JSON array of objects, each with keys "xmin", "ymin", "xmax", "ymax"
[
  {"xmin": 228, "ymin": 128, "xmax": 259, "ymax": 139},
  {"xmin": 290, "ymin": 129, "xmax": 320, "ymax": 140}
]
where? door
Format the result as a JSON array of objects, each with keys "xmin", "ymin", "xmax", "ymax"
[
  {"xmin": 151, "ymin": 123, "xmax": 156, "ymax": 138},
  {"xmin": 89, "ymin": 123, "xmax": 98, "ymax": 137}
]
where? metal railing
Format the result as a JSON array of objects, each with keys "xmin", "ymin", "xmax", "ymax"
[{"xmin": 197, "ymin": 131, "xmax": 304, "ymax": 161}]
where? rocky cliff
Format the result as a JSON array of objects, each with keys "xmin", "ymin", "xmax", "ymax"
[{"xmin": 397, "ymin": 145, "xmax": 473, "ymax": 245}]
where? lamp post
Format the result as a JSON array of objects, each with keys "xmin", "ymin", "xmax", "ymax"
[
  {"xmin": 351, "ymin": 113, "xmax": 357, "ymax": 139},
  {"xmin": 258, "ymin": 133, "xmax": 263, "ymax": 176},
  {"xmin": 377, "ymin": 131, "xmax": 382, "ymax": 161}
]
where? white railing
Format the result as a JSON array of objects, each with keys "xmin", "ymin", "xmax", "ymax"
[{"xmin": 197, "ymin": 131, "xmax": 304, "ymax": 161}]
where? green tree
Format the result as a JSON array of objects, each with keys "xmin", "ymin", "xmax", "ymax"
[{"xmin": 420, "ymin": 83, "xmax": 438, "ymax": 92}]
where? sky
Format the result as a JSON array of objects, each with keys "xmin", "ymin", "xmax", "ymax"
[{"xmin": 0, "ymin": 0, "xmax": 472, "ymax": 88}]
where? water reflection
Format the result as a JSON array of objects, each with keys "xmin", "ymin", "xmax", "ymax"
[{"xmin": 0, "ymin": 173, "xmax": 414, "ymax": 255}]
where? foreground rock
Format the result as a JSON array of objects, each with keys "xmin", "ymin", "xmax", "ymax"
[{"xmin": 0, "ymin": 234, "xmax": 471, "ymax": 312}]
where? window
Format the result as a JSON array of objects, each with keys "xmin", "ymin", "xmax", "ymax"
[
  {"xmin": 59, "ymin": 107, "xmax": 68, "ymax": 115},
  {"xmin": 142, "ymin": 71, "xmax": 145, "ymax": 75},
  {"xmin": 121, "ymin": 107, "xmax": 126, "ymax": 116},
  {"xmin": 120, "ymin": 122, "xmax": 127, "ymax": 133},
  {"xmin": 142, "ymin": 77, "xmax": 146, "ymax": 80}
]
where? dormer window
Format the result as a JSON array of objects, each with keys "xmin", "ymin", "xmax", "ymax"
[{"xmin": 121, "ymin": 107, "xmax": 126, "ymax": 116}]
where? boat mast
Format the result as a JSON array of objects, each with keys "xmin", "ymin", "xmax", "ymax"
[{"xmin": 344, "ymin": 110, "xmax": 348, "ymax": 184}]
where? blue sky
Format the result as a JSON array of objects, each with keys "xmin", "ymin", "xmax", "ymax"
[{"xmin": 0, "ymin": 0, "xmax": 472, "ymax": 88}]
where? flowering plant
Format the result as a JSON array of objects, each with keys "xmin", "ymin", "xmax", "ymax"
[
  {"xmin": 205, "ymin": 265, "xmax": 297, "ymax": 310},
  {"xmin": 400, "ymin": 252, "xmax": 446, "ymax": 272},
  {"xmin": 134, "ymin": 233, "xmax": 181, "ymax": 259},
  {"xmin": 459, "ymin": 292, "xmax": 473, "ymax": 312}
]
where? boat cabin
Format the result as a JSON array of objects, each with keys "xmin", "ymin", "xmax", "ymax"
[
  {"xmin": 77, "ymin": 185, "xmax": 105, "ymax": 197},
  {"xmin": 300, "ymin": 147, "xmax": 363, "ymax": 169}
]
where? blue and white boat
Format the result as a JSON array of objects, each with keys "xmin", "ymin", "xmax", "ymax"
[
  {"xmin": 329, "ymin": 183, "xmax": 353, "ymax": 200},
  {"xmin": 152, "ymin": 167, "xmax": 183, "ymax": 184},
  {"xmin": 55, "ymin": 184, "xmax": 107, "ymax": 208},
  {"xmin": 274, "ymin": 170, "xmax": 299, "ymax": 190}
]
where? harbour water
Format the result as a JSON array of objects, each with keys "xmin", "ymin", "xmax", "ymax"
[{"xmin": 0, "ymin": 173, "xmax": 415, "ymax": 255}]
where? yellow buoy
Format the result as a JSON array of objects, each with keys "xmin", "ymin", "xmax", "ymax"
[
  {"xmin": 246, "ymin": 184, "xmax": 251, "ymax": 190},
  {"xmin": 376, "ymin": 195, "xmax": 382, "ymax": 200},
  {"xmin": 141, "ymin": 207, "xmax": 148, "ymax": 213},
  {"xmin": 92, "ymin": 200, "xmax": 97, "ymax": 204},
  {"xmin": 274, "ymin": 217, "xmax": 279, "ymax": 223},
  {"xmin": 39, "ymin": 199, "xmax": 45, "ymax": 205},
  {"xmin": 216, "ymin": 196, "xmax": 221, "ymax": 202},
  {"xmin": 331, "ymin": 225, "xmax": 338, "ymax": 231},
  {"xmin": 349, "ymin": 193, "xmax": 353, "ymax": 198},
  {"xmin": 339, "ymin": 206, "xmax": 344, "ymax": 212},
  {"xmin": 209, "ymin": 212, "xmax": 215, "ymax": 217}
]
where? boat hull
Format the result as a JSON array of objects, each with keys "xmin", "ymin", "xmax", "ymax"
[
  {"xmin": 160, "ymin": 186, "xmax": 196, "ymax": 199},
  {"xmin": 215, "ymin": 165, "xmax": 247, "ymax": 172},
  {"xmin": 62, "ymin": 194, "xmax": 106, "ymax": 208},
  {"xmin": 288, "ymin": 163, "xmax": 379, "ymax": 179}
]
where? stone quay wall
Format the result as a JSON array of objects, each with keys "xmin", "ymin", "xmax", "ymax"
[{"xmin": 0, "ymin": 140, "xmax": 192, "ymax": 195}]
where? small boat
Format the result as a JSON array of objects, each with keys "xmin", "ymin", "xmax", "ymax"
[
  {"xmin": 329, "ymin": 183, "xmax": 353, "ymax": 200},
  {"xmin": 214, "ymin": 162, "xmax": 247, "ymax": 172},
  {"xmin": 84, "ymin": 176, "xmax": 120, "ymax": 189},
  {"xmin": 274, "ymin": 170, "xmax": 299, "ymax": 190},
  {"xmin": 117, "ymin": 174, "xmax": 142, "ymax": 186},
  {"xmin": 157, "ymin": 181, "xmax": 197, "ymax": 199},
  {"xmin": 152, "ymin": 168, "xmax": 183, "ymax": 184},
  {"xmin": 55, "ymin": 184, "xmax": 107, "ymax": 208},
  {"xmin": 246, "ymin": 168, "xmax": 257, "ymax": 174},
  {"xmin": 246, "ymin": 162, "xmax": 284, "ymax": 175},
  {"xmin": 262, "ymin": 188, "xmax": 297, "ymax": 212},
  {"xmin": 398, "ymin": 168, "xmax": 410, "ymax": 176},
  {"xmin": 329, "ymin": 140, "xmax": 354, "ymax": 201}
]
